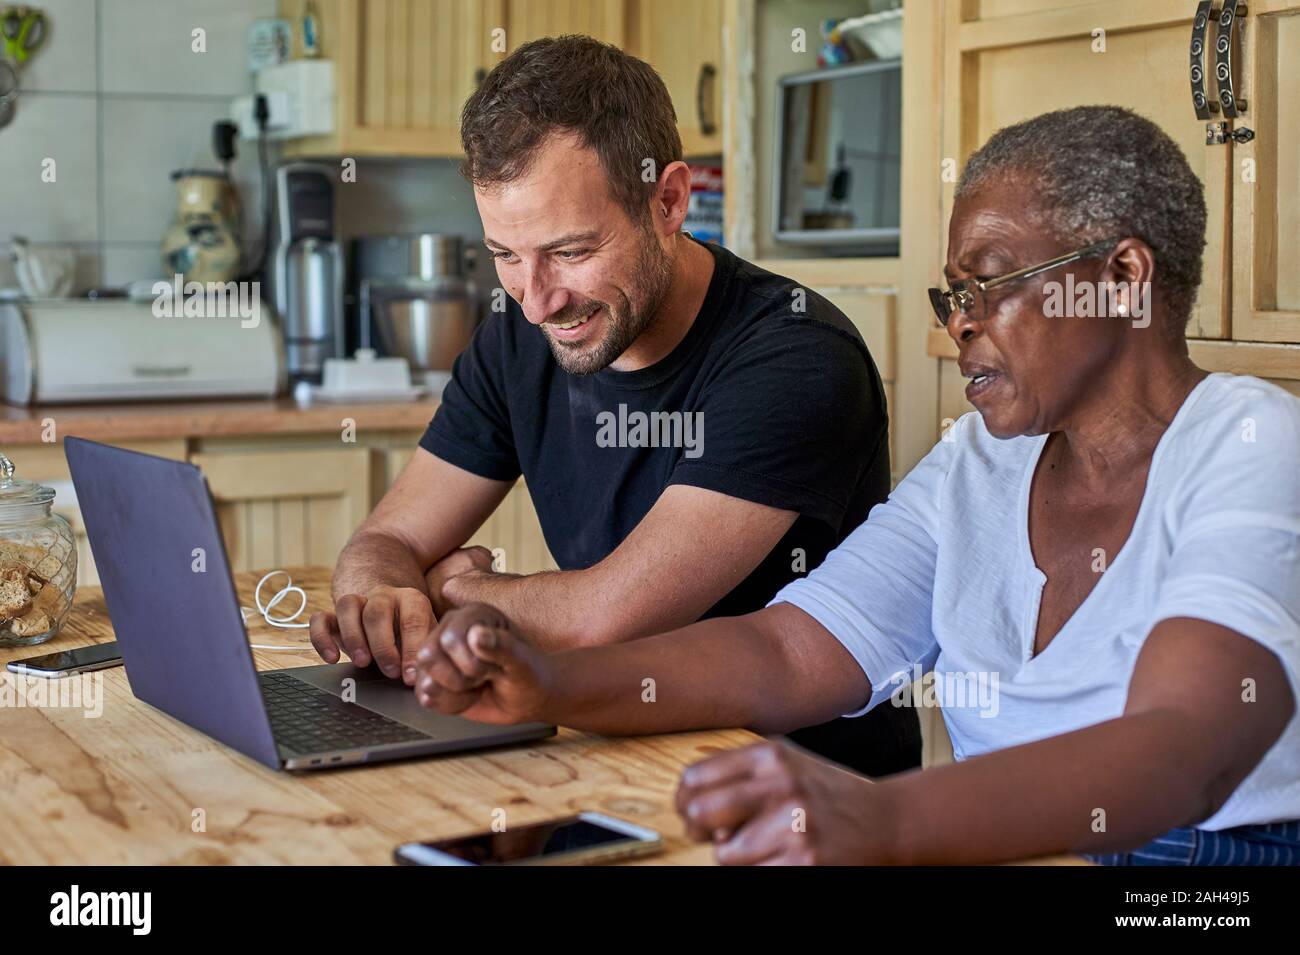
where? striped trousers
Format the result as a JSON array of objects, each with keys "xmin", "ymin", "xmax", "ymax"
[{"xmin": 1086, "ymin": 820, "xmax": 1300, "ymax": 866}]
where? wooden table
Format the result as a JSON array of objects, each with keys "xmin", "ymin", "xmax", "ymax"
[{"xmin": 0, "ymin": 568, "xmax": 754, "ymax": 865}]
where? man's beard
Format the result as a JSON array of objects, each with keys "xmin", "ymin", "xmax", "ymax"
[{"xmin": 542, "ymin": 231, "xmax": 676, "ymax": 376}]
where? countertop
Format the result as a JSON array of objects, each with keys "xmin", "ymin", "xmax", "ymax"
[{"xmin": 0, "ymin": 397, "xmax": 439, "ymax": 445}]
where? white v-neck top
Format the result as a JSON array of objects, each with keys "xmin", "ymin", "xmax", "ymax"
[{"xmin": 773, "ymin": 373, "xmax": 1300, "ymax": 830}]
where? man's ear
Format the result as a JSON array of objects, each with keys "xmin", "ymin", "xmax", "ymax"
[{"xmin": 654, "ymin": 160, "xmax": 694, "ymax": 235}]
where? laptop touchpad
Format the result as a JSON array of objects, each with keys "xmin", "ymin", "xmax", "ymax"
[{"xmin": 282, "ymin": 663, "xmax": 498, "ymax": 736}]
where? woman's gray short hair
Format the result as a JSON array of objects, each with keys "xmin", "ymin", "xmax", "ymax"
[{"xmin": 956, "ymin": 105, "xmax": 1207, "ymax": 337}]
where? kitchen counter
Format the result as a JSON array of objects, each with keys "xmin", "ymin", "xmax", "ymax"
[{"xmin": 0, "ymin": 397, "xmax": 439, "ymax": 445}]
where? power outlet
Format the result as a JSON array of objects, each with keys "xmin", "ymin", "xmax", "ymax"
[
  {"xmin": 231, "ymin": 61, "xmax": 335, "ymax": 141},
  {"xmin": 232, "ymin": 91, "xmax": 292, "ymax": 137}
]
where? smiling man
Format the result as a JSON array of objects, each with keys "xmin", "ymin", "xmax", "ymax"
[{"xmin": 309, "ymin": 35, "xmax": 917, "ymax": 776}]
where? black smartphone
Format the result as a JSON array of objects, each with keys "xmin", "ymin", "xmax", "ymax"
[
  {"xmin": 394, "ymin": 812, "xmax": 663, "ymax": 866},
  {"xmin": 6, "ymin": 641, "xmax": 123, "ymax": 677}
]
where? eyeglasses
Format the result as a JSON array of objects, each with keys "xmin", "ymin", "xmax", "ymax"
[{"xmin": 928, "ymin": 237, "xmax": 1121, "ymax": 327}]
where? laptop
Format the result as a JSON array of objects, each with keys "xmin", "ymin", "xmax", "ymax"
[{"xmin": 65, "ymin": 436, "xmax": 555, "ymax": 771}]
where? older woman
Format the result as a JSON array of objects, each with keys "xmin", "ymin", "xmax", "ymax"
[{"xmin": 411, "ymin": 106, "xmax": 1300, "ymax": 865}]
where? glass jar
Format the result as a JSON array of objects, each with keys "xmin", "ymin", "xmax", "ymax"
[{"xmin": 0, "ymin": 451, "xmax": 77, "ymax": 647}]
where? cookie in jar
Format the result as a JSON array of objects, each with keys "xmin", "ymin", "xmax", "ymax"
[{"xmin": 0, "ymin": 451, "xmax": 77, "ymax": 646}]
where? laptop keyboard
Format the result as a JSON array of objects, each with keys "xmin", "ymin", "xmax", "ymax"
[{"xmin": 259, "ymin": 670, "xmax": 428, "ymax": 755}]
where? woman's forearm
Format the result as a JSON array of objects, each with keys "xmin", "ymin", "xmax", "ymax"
[
  {"xmin": 880, "ymin": 709, "xmax": 1224, "ymax": 864},
  {"xmin": 538, "ymin": 603, "xmax": 865, "ymax": 737}
]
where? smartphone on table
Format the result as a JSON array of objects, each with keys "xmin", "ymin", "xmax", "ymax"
[
  {"xmin": 394, "ymin": 812, "xmax": 662, "ymax": 866},
  {"xmin": 6, "ymin": 641, "xmax": 122, "ymax": 677}
]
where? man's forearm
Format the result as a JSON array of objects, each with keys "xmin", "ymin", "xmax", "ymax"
[
  {"xmin": 533, "ymin": 607, "xmax": 858, "ymax": 736},
  {"xmin": 437, "ymin": 486, "xmax": 798, "ymax": 650},
  {"xmin": 880, "ymin": 709, "xmax": 1227, "ymax": 865},
  {"xmin": 332, "ymin": 529, "xmax": 431, "ymax": 601},
  {"xmin": 444, "ymin": 567, "xmax": 650, "ymax": 651}
]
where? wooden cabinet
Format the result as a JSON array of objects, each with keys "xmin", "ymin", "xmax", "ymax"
[
  {"xmin": 278, "ymin": 0, "xmax": 728, "ymax": 158},
  {"xmin": 503, "ymin": 0, "xmax": 625, "ymax": 46},
  {"xmin": 627, "ymin": 0, "xmax": 724, "ymax": 155},
  {"xmin": 192, "ymin": 447, "xmax": 372, "ymax": 572},
  {"xmin": 1231, "ymin": 1, "xmax": 1300, "ymax": 343},
  {"xmin": 279, "ymin": 0, "xmax": 499, "ymax": 157}
]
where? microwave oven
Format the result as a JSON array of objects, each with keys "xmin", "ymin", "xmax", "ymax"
[{"xmin": 772, "ymin": 58, "xmax": 902, "ymax": 253}]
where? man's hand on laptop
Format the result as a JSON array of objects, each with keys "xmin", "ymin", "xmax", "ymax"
[
  {"xmin": 308, "ymin": 587, "xmax": 435, "ymax": 686},
  {"xmin": 412, "ymin": 603, "xmax": 551, "ymax": 725}
]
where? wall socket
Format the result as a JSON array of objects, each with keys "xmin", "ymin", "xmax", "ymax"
[{"xmin": 231, "ymin": 60, "xmax": 335, "ymax": 141}]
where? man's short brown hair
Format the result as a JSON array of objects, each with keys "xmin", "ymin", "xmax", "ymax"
[{"xmin": 460, "ymin": 35, "xmax": 683, "ymax": 224}]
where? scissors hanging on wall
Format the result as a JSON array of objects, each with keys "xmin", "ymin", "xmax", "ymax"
[{"xmin": 0, "ymin": 5, "xmax": 48, "ymax": 130}]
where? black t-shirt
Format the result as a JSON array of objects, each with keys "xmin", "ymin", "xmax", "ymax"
[
  {"xmin": 421, "ymin": 239, "xmax": 891, "ymax": 618},
  {"xmin": 420, "ymin": 240, "xmax": 920, "ymax": 776}
]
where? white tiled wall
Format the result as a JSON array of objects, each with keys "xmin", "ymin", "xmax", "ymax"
[
  {"xmin": 99, "ymin": 0, "xmax": 278, "ymax": 97},
  {"xmin": 0, "ymin": 0, "xmax": 277, "ymax": 292}
]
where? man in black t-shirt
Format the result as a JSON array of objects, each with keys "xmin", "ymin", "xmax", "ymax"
[{"xmin": 308, "ymin": 35, "xmax": 919, "ymax": 777}]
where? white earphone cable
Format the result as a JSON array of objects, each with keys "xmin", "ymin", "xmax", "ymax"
[{"xmin": 241, "ymin": 570, "xmax": 312, "ymax": 651}]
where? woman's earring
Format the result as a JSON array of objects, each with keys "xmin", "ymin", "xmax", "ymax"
[{"xmin": 1116, "ymin": 301, "xmax": 1128, "ymax": 318}]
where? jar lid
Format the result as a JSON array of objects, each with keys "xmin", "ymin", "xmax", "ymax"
[
  {"xmin": 0, "ymin": 451, "xmax": 55, "ymax": 506},
  {"xmin": 170, "ymin": 168, "xmax": 229, "ymax": 181}
]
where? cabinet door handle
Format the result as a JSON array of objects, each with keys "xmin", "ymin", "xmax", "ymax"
[
  {"xmin": 132, "ymin": 365, "xmax": 192, "ymax": 378},
  {"xmin": 1215, "ymin": 0, "xmax": 1247, "ymax": 117},
  {"xmin": 696, "ymin": 62, "xmax": 717, "ymax": 137},
  {"xmin": 1189, "ymin": 0, "xmax": 1215, "ymax": 119}
]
